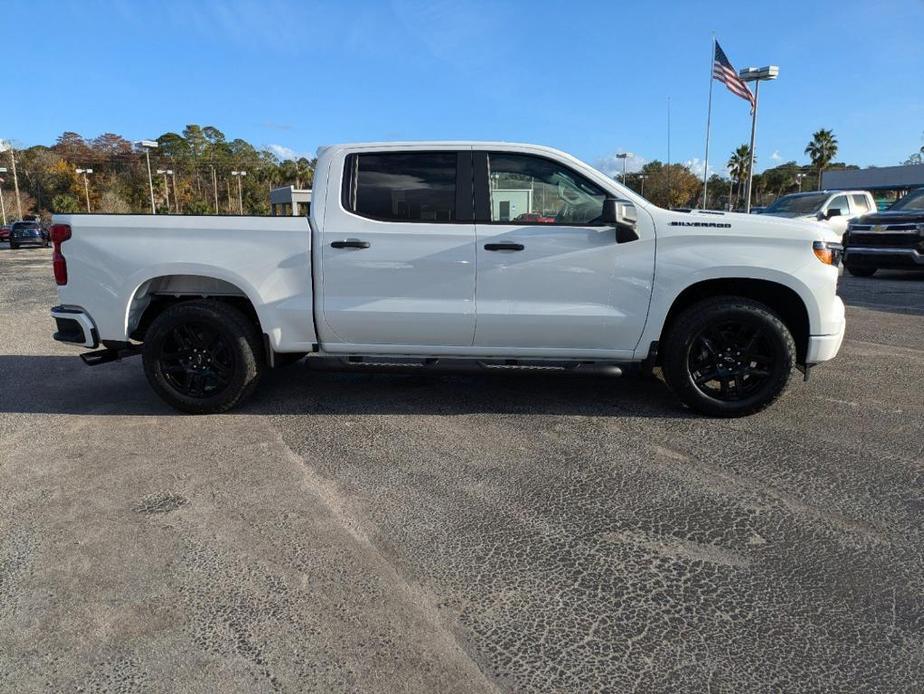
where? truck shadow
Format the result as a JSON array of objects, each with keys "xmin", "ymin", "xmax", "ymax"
[{"xmin": 0, "ymin": 355, "xmax": 694, "ymax": 419}]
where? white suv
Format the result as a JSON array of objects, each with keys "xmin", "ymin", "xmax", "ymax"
[{"xmin": 762, "ymin": 190, "xmax": 876, "ymax": 236}]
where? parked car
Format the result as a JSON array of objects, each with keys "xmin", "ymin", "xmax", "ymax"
[
  {"xmin": 750, "ymin": 206, "xmax": 767, "ymax": 214},
  {"xmin": 843, "ymin": 187, "xmax": 924, "ymax": 277},
  {"xmin": 761, "ymin": 190, "xmax": 875, "ymax": 236},
  {"xmin": 9, "ymin": 220, "xmax": 49, "ymax": 249},
  {"xmin": 48, "ymin": 141, "xmax": 844, "ymax": 417},
  {"xmin": 0, "ymin": 224, "xmax": 11, "ymax": 242}
]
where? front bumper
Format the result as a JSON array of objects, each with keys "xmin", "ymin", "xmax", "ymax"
[
  {"xmin": 845, "ymin": 247, "xmax": 924, "ymax": 268},
  {"xmin": 51, "ymin": 306, "xmax": 99, "ymax": 348},
  {"xmin": 805, "ymin": 296, "xmax": 845, "ymax": 364}
]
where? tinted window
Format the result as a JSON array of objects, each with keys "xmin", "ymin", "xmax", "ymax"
[
  {"xmin": 350, "ymin": 152, "xmax": 457, "ymax": 222},
  {"xmin": 487, "ymin": 153, "xmax": 606, "ymax": 225},
  {"xmin": 12, "ymin": 222, "xmax": 40, "ymax": 230},
  {"xmin": 850, "ymin": 194, "xmax": 870, "ymax": 213},
  {"xmin": 828, "ymin": 195, "xmax": 849, "ymax": 215},
  {"xmin": 765, "ymin": 193, "xmax": 828, "ymax": 214},
  {"xmin": 890, "ymin": 189, "xmax": 924, "ymax": 211}
]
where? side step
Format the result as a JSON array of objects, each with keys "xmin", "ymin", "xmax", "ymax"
[
  {"xmin": 322, "ymin": 356, "xmax": 624, "ymax": 377},
  {"xmin": 80, "ymin": 344, "xmax": 141, "ymax": 366}
]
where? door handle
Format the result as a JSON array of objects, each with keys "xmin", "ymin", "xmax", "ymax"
[
  {"xmin": 484, "ymin": 243, "xmax": 525, "ymax": 251},
  {"xmin": 330, "ymin": 240, "xmax": 370, "ymax": 249}
]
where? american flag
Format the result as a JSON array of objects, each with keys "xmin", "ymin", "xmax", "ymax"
[{"xmin": 713, "ymin": 41, "xmax": 754, "ymax": 109}]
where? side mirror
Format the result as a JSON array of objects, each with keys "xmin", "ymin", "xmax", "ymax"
[
  {"xmin": 602, "ymin": 197, "xmax": 639, "ymax": 243},
  {"xmin": 825, "ymin": 208, "xmax": 842, "ymax": 220}
]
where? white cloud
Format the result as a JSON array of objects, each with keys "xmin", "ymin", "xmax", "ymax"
[
  {"xmin": 596, "ymin": 150, "xmax": 648, "ymax": 178},
  {"xmin": 684, "ymin": 158, "xmax": 724, "ymax": 179},
  {"xmin": 268, "ymin": 144, "xmax": 305, "ymax": 161},
  {"xmin": 771, "ymin": 150, "xmax": 782, "ymax": 162}
]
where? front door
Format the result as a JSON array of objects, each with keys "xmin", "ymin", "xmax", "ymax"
[
  {"xmin": 318, "ymin": 150, "xmax": 477, "ymax": 349},
  {"xmin": 472, "ymin": 151, "xmax": 655, "ymax": 357}
]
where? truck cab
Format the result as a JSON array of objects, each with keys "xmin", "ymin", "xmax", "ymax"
[{"xmin": 762, "ymin": 190, "xmax": 876, "ymax": 237}]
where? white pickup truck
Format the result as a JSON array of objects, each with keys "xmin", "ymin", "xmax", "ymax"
[{"xmin": 48, "ymin": 141, "xmax": 845, "ymax": 417}]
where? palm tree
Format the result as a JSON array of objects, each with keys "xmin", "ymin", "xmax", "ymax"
[
  {"xmin": 804, "ymin": 129, "xmax": 838, "ymax": 190},
  {"xmin": 727, "ymin": 145, "xmax": 751, "ymax": 210}
]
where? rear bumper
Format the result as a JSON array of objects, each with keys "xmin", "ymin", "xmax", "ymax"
[
  {"xmin": 845, "ymin": 247, "xmax": 924, "ymax": 268},
  {"xmin": 51, "ymin": 305, "xmax": 99, "ymax": 348},
  {"xmin": 806, "ymin": 296, "xmax": 845, "ymax": 365}
]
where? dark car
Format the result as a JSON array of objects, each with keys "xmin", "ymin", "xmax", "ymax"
[
  {"xmin": 843, "ymin": 188, "xmax": 924, "ymax": 277},
  {"xmin": 9, "ymin": 221, "xmax": 49, "ymax": 249}
]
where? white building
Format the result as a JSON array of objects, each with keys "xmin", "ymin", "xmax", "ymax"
[{"xmin": 270, "ymin": 186, "xmax": 311, "ymax": 216}]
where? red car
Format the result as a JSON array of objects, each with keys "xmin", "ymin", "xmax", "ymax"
[
  {"xmin": 514, "ymin": 212, "xmax": 557, "ymax": 224},
  {"xmin": 0, "ymin": 224, "xmax": 11, "ymax": 242}
]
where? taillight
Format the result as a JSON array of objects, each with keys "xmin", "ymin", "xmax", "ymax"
[{"xmin": 49, "ymin": 223, "xmax": 71, "ymax": 285}]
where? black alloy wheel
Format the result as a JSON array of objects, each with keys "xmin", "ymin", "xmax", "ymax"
[
  {"xmin": 662, "ymin": 297, "xmax": 796, "ymax": 417},
  {"xmin": 158, "ymin": 322, "xmax": 236, "ymax": 398}
]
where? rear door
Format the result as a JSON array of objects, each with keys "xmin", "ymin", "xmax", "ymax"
[
  {"xmin": 318, "ymin": 149, "xmax": 477, "ymax": 349},
  {"xmin": 472, "ymin": 151, "xmax": 655, "ymax": 357}
]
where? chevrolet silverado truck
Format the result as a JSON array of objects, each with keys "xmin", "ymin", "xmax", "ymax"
[
  {"xmin": 843, "ymin": 187, "xmax": 924, "ymax": 277},
  {"xmin": 48, "ymin": 141, "xmax": 846, "ymax": 417}
]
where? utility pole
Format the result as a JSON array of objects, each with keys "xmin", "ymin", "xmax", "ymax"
[
  {"xmin": 2, "ymin": 142, "xmax": 23, "ymax": 218},
  {"xmin": 0, "ymin": 167, "xmax": 7, "ymax": 224},
  {"xmin": 231, "ymin": 171, "xmax": 247, "ymax": 214},
  {"xmin": 157, "ymin": 169, "xmax": 173, "ymax": 213},
  {"xmin": 210, "ymin": 165, "xmax": 219, "ymax": 213},
  {"xmin": 136, "ymin": 140, "xmax": 159, "ymax": 214},
  {"xmin": 616, "ymin": 152, "xmax": 629, "ymax": 185},
  {"xmin": 171, "ymin": 170, "xmax": 179, "ymax": 214},
  {"xmin": 76, "ymin": 168, "xmax": 93, "ymax": 212}
]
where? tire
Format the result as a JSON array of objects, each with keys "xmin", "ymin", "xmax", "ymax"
[
  {"xmin": 142, "ymin": 300, "xmax": 264, "ymax": 414},
  {"xmin": 846, "ymin": 265, "xmax": 876, "ymax": 278},
  {"xmin": 10, "ymin": 243, "xmax": 18, "ymax": 250},
  {"xmin": 661, "ymin": 296, "xmax": 796, "ymax": 418}
]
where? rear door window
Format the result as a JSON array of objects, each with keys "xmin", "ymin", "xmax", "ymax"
[{"xmin": 344, "ymin": 152, "xmax": 460, "ymax": 223}]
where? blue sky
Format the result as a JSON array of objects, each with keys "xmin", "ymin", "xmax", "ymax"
[{"xmin": 4, "ymin": 0, "xmax": 923, "ymax": 177}]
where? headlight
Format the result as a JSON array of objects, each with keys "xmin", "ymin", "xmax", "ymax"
[{"xmin": 813, "ymin": 240, "xmax": 843, "ymax": 266}]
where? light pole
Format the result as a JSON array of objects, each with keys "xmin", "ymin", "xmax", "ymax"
[
  {"xmin": 157, "ymin": 169, "xmax": 173, "ymax": 213},
  {"xmin": 76, "ymin": 168, "xmax": 93, "ymax": 212},
  {"xmin": 636, "ymin": 173, "xmax": 648, "ymax": 197},
  {"xmin": 738, "ymin": 65, "xmax": 779, "ymax": 213},
  {"xmin": 210, "ymin": 165, "xmax": 219, "ymax": 213},
  {"xmin": 136, "ymin": 140, "xmax": 159, "ymax": 214},
  {"xmin": 0, "ymin": 166, "xmax": 7, "ymax": 224},
  {"xmin": 615, "ymin": 152, "xmax": 630, "ymax": 184},
  {"xmin": 796, "ymin": 172, "xmax": 805, "ymax": 192},
  {"xmin": 231, "ymin": 170, "xmax": 247, "ymax": 214},
  {"xmin": 171, "ymin": 170, "xmax": 179, "ymax": 213}
]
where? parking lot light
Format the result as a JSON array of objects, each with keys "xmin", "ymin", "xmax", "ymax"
[
  {"xmin": 135, "ymin": 140, "xmax": 159, "ymax": 214},
  {"xmin": 738, "ymin": 65, "xmax": 780, "ymax": 213},
  {"xmin": 75, "ymin": 168, "xmax": 93, "ymax": 213}
]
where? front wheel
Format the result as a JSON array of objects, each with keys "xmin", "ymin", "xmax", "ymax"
[
  {"xmin": 661, "ymin": 297, "xmax": 796, "ymax": 417},
  {"xmin": 142, "ymin": 300, "xmax": 264, "ymax": 414},
  {"xmin": 846, "ymin": 265, "xmax": 876, "ymax": 278}
]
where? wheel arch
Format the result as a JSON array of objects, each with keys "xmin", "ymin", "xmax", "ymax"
[
  {"xmin": 657, "ymin": 277, "xmax": 811, "ymax": 364},
  {"xmin": 126, "ymin": 272, "xmax": 264, "ymax": 343}
]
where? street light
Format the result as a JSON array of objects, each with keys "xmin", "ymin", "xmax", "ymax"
[
  {"xmin": 136, "ymin": 140, "xmax": 159, "ymax": 214},
  {"xmin": 796, "ymin": 172, "xmax": 806, "ymax": 192},
  {"xmin": 0, "ymin": 166, "xmax": 7, "ymax": 224},
  {"xmin": 156, "ymin": 169, "xmax": 173, "ymax": 213},
  {"xmin": 738, "ymin": 65, "xmax": 779, "ymax": 213},
  {"xmin": 615, "ymin": 152, "xmax": 630, "ymax": 184},
  {"xmin": 231, "ymin": 170, "xmax": 247, "ymax": 214},
  {"xmin": 0, "ymin": 140, "xmax": 23, "ymax": 219},
  {"xmin": 76, "ymin": 168, "xmax": 93, "ymax": 212},
  {"xmin": 635, "ymin": 173, "xmax": 648, "ymax": 197}
]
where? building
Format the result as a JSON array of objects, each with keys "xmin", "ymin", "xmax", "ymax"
[
  {"xmin": 822, "ymin": 164, "xmax": 924, "ymax": 197},
  {"xmin": 269, "ymin": 186, "xmax": 311, "ymax": 216}
]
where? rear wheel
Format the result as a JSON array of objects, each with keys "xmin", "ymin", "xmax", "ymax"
[
  {"xmin": 10, "ymin": 243, "xmax": 18, "ymax": 250},
  {"xmin": 142, "ymin": 300, "xmax": 264, "ymax": 414},
  {"xmin": 846, "ymin": 265, "xmax": 876, "ymax": 278},
  {"xmin": 662, "ymin": 297, "xmax": 796, "ymax": 417}
]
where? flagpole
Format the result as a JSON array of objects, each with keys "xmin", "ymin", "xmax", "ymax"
[
  {"xmin": 702, "ymin": 36, "xmax": 715, "ymax": 209},
  {"xmin": 744, "ymin": 79, "xmax": 760, "ymax": 213},
  {"xmin": 667, "ymin": 96, "xmax": 672, "ymax": 207}
]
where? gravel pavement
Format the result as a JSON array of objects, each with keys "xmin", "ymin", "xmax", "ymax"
[{"xmin": 1, "ymin": 245, "xmax": 922, "ymax": 692}]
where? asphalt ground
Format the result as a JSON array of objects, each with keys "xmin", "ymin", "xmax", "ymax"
[{"xmin": 1, "ymin": 244, "xmax": 922, "ymax": 692}]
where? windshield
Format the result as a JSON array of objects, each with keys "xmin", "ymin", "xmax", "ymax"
[
  {"xmin": 889, "ymin": 189, "xmax": 924, "ymax": 211},
  {"xmin": 765, "ymin": 193, "xmax": 828, "ymax": 215},
  {"xmin": 12, "ymin": 222, "xmax": 40, "ymax": 230}
]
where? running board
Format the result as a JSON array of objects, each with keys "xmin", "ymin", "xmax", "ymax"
[{"xmin": 323, "ymin": 356, "xmax": 624, "ymax": 377}]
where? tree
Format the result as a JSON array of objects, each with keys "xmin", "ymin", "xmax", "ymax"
[
  {"xmin": 637, "ymin": 160, "xmax": 701, "ymax": 208},
  {"xmin": 804, "ymin": 129, "xmax": 838, "ymax": 190},
  {"xmin": 727, "ymin": 145, "xmax": 752, "ymax": 210}
]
